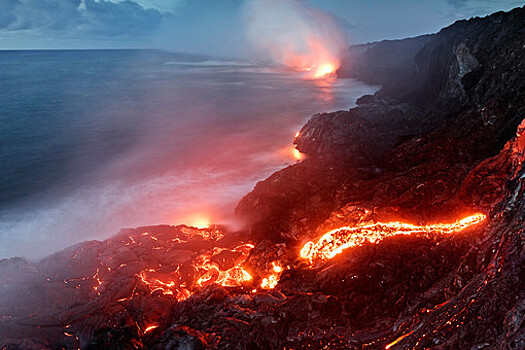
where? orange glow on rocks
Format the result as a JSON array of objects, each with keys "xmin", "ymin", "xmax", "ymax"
[
  {"xmin": 279, "ymin": 145, "xmax": 305, "ymax": 162},
  {"xmin": 185, "ymin": 214, "xmax": 211, "ymax": 229},
  {"xmin": 293, "ymin": 148, "xmax": 304, "ymax": 161},
  {"xmin": 300, "ymin": 213, "xmax": 487, "ymax": 265}
]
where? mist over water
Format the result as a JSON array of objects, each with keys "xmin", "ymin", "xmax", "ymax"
[
  {"xmin": 0, "ymin": 50, "xmax": 377, "ymax": 259},
  {"xmin": 244, "ymin": 0, "xmax": 346, "ymax": 77}
]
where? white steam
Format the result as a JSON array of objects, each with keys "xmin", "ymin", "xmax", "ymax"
[{"xmin": 243, "ymin": 0, "xmax": 347, "ymax": 76}]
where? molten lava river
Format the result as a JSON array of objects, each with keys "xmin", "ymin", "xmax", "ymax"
[
  {"xmin": 300, "ymin": 213, "xmax": 486, "ymax": 265},
  {"xmin": 130, "ymin": 213, "xmax": 486, "ymax": 300}
]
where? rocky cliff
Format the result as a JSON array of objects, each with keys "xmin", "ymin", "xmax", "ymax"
[
  {"xmin": 337, "ymin": 35, "xmax": 432, "ymax": 93},
  {"xmin": 1, "ymin": 6, "xmax": 525, "ymax": 350}
]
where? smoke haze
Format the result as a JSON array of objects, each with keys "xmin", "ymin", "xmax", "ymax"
[{"xmin": 244, "ymin": 0, "xmax": 347, "ymax": 76}]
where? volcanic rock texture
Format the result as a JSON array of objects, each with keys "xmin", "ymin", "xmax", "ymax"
[{"xmin": 2, "ymin": 6, "xmax": 525, "ymax": 350}]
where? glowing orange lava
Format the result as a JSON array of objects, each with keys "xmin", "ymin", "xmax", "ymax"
[
  {"xmin": 138, "ymin": 269, "xmax": 190, "ymax": 301},
  {"xmin": 293, "ymin": 148, "xmax": 304, "ymax": 161},
  {"xmin": 385, "ymin": 330, "xmax": 414, "ymax": 349},
  {"xmin": 144, "ymin": 325, "xmax": 159, "ymax": 334},
  {"xmin": 138, "ymin": 242, "xmax": 254, "ymax": 301},
  {"xmin": 288, "ymin": 37, "xmax": 341, "ymax": 79},
  {"xmin": 134, "ymin": 213, "xmax": 484, "ymax": 303},
  {"xmin": 183, "ymin": 214, "xmax": 211, "ymax": 229},
  {"xmin": 276, "ymin": 37, "xmax": 340, "ymax": 79},
  {"xmin": 194, "ymin": 243, "xmax": 254, "ymax": 287},
  {"xmin": 260, "ymin": 261, "xmax": 284, "ymax": 289},
  {"xmin": 313, "ymin": 63, "xmax": 336, "ymax": 78},
  {"xmin": 293, "ymin": 60, "xmax": 338, "ymax": 79},
  {"xmin": 300, "ymin": 213, "xmax": 486, "ymax": 265},
  {"xmin": 280, "ymin": 145, "xmax": 305, "ymax": 162}
]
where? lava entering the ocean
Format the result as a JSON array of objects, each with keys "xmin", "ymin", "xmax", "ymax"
[
  {"xmin": 300, "ymin": 213, "xmax": 487, "ymax": 265},
  {"xmin": 244, "ymin": 0, "xmax": 345, "ymax": 79},
  {"xmin": 312, "ymin": 63, "xmax": 336, "ymax": 78}
]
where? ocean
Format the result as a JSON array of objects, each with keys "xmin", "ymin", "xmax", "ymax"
[{"xmin": 0, "ymin": 50, "xmax": 377, "ymax": 259}]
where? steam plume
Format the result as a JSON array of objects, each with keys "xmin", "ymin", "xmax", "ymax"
[{"xmin": 244, "ymin": 0, "xmax": 347, "ymax": 78}]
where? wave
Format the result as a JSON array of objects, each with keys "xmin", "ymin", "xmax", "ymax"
[{"xmin": 164, "ymin": 59, "xmax": 255, "ymax": 67}]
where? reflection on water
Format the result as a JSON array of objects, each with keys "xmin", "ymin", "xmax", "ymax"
[{"xmin": 312, "ymin": 75, "xmax": 338, "ymax": 103}]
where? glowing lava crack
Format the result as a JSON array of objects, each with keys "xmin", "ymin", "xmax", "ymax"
[
  {"xmin": 138, "ymin": 243, "xmax": 254, "ymax": 301},
  {"xmin": 300, "ymin": 213, "xmax": 486, "ymax": 265}
]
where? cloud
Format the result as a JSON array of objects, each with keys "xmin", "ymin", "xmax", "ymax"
[
  {"xmin": 132, "ymin": 0, "xmax": 185, "ymax": 13},
  {"xmin": 0, "ymin": 0, "xmax": 169, "ymax": 37},
  {"xmin": 445, "ymin": 0, "xmax": 469, "ymax": 8},
  {"xmin": 332, "ymin": 15, "xmax": 360, "ymax": 31},
  {"xmin": 443, "ymin": 0, "xmax": 523, "ymax": 22},
  {"xmin": 79, "ymin": 0, "xmax": 167, "ymax": 36},
  {"xmin": 444, "ymin": 0, "xmax": 523, "ymax": 11},
  {"xmin": 0, "ymin": 0, "xmax": 18, "ymax": 28},
  {"xmin": 4, "ymin": 0, "xmax": 82, "ymax": 31}
]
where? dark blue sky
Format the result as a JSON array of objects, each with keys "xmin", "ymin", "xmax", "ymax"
[{"xmin": 0, "ymin": 0, "xmax": 522, "ymax": 53}]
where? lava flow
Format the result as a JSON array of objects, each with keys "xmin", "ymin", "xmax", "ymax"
[
  {"xmin": 139, "ymin": 214, "xmax": 486, "ymax": 296},
  {"xmin": 300, "ymin": 213, "xmax": 487, "ymax": 265},
  {"xmin": 298, "ymin": 56, "xmax": 338, "ymax": 78},
  {"xmin": 260, "ymin": 261, "xmax": 284, "ymax": 289},
  {"xmin": 138, "ymin": 243, "xmax": 254, "ymax": 301},
  {"xmin": 193, "ymin": 243, "xmax": 254, "ymax": 288}
]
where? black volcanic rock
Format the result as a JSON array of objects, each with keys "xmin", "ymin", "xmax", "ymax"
[
  {"xmin": 409, "ymin": 8, "xmax": 525, "ymax": 113},
  {"xmin": 338, "ymin": 35, "xmax": 432, "ymax": 90},
  {"xmin": 293, "ymin": 99, "xmax": 422, "ymax": 163}
]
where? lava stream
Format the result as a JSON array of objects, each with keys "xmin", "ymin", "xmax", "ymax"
[
  {"xmin": 193, "ymin": 243, "xmax": 254, "ymax": 287},
  {"xmin": 138, "ymin": 242, "xmax": 254, "ymax": 301},
  {"xmin": 300, "ymin": 213, "xmax": 486, "ymax": 265},
  {"xmin": 260, "ymin": 261, "xmax": 284, "ymax": 289}
]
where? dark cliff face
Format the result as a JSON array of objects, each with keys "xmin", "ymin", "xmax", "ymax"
[
  {"xmin": 2, "ymin": 7, "xmax": 525, "ymax": 350},
  {"xmin": 340, "ymin": 7, "xmax": 525, "ymax": 120},
  {"xmin": 337, "ymin": 35, "xmax": 432, "ymax": 93},
  {"xmin": 410, "ymin": 8, "xmax": 525, "ymax": 114}
]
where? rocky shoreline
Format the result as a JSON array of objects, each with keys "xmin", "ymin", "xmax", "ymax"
[{"xmin": 1, "ymin": 6, "xmax": 525, "ymax": 349}]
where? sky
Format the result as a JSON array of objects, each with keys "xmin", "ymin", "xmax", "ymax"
[{"xmin": 0, "ymin": 0, "xmax": 523, "ymax": 54}]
